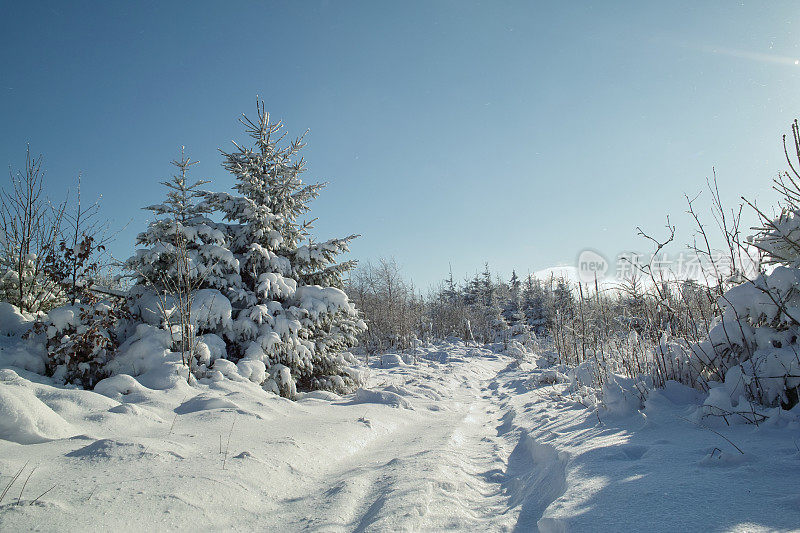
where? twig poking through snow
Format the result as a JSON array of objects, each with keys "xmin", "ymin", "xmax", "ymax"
[
  {"xmin": 17, "ymin": 465, "xmax": 36, "ymax": 505},
  {"xmin": 222, "ymin": 412, "xmax": 238, "ymax": 470},
  {"xmin": 678, "ymin": 415, "xmax": 744, "ymax": 454},
  {"xmin": 0, "ymin": 461, "xmax": 28, "ymax": 505},
  {"xmin": 168, "ymin": 411, "xmax": 179, "ymax": 436},
  {"xmin": 30, "ymin": 484, "xmax": 56, "ymax": 506}
]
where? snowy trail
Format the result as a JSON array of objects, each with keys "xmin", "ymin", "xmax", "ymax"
[
  {"xmin": 284, "ymin": 358, "xmax": 522, "ymax": 531},
  {"xmin": 3, "ymin": 341, "xmax": 800, "ymax": 532}
]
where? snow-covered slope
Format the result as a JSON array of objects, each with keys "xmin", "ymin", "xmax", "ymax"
[{"xmin": 1, "ymin": 341, "xmax": 799, "ymax": 531}]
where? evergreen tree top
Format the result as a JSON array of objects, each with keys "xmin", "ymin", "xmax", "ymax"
[
  {"xmin": 203, "ymin": 99, "xmax": 361, "ymax": 286},
  {"xmin": 144, "ymin": 148, "xmax": 211, "ymax": 222},
  {"xmin": 220, "ymin": 100, "xmax": 325, "ymax": 225}
]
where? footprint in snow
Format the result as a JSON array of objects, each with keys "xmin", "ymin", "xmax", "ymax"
[{"xmin": 606, "ymin": 444, "xmax": 649, "ymax": 461}]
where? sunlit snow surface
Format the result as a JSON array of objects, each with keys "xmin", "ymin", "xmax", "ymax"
[{"xmin": 1, "ymin": 340, "xmax": 800, "ymax": 531}]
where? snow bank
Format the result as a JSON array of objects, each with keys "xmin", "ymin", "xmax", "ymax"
[
  {"xmin": 0, "ymin": 337, "xmax": 46, "ymax": 374},
  {"xmin": 351, "ymin": 388, "xmax": 412, "ymax": 409},
  {"xmin": 380, "ymin": 353, "xmax": 405, "ymax": 367},
  {"xmin": 0, "ymin": 369, "xmax": 75, "ymax": 444},
  {"xmin": 174, "ymin": 394, "xmax": 241, "ymax": 414},
  {"xmin": 0, "ymin": 302, "xmax": 46, "ymax": 374},
  {"xmin": 93, "ymin": 374, "xmax": 152, "ymax": 402},
  {"xmin": 0, "ymin": 301, "xmax": 33, "ymax": 336},
  {"xmin": 103, "ymin": 324, "xmax": 182, "ymax": 390},
  {"xmin": 65, "ymin": 438, "xmax": 156, "ymax": 461}
]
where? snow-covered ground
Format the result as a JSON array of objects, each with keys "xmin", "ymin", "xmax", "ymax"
[{"xmin": 2, "ymin": 340, "xmax": 800, "ymax": 532}]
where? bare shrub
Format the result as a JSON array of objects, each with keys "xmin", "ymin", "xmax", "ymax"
[{"xmin": 0, "ymin": 147, "xmax": 66, "ymax": 313}]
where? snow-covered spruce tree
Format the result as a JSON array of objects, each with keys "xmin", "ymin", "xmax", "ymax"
[
  {"xmin": 689, "ymin": 119, "xmax": 800, "ymax": 415},
  {"xmin": 125, "ymin": 149, "xmax": 237, "ymax": 375},
  {"xmin": 201, "ymin": 102, "xmax": 365, "ymax": 397},
  {"xmin": 503, "ymin": 270, "xmax": 525, "ymax": 330},
  {"xmin": 521, "ymin": 274, "xmax": 549, "ymax": 332},
  {"xmin": 480, "ymin": 265, "xmax": 508, "ymax": 342},
  {"xmin": 461, "ymin": 264, "xmax": 508, "ymax": 343}
]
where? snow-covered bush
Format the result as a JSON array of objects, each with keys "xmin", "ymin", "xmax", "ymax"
[
  {"xmin": 654, "ymin": 333, "xmax": 695, "ymax": 386},
  {"xmin": 104, "ymin": 323, "xmax": 172, "ymax": 377},
  {"xmin": 690, "ymin": 266, "xmax": 800, "ymax": 410},
  {"xmin": 0, "ymin": 253, "xmax": 65, "ymax": 314},
  {"xmin": 26, "ymin": 300, "xmax": 127, "ymax": 388},
  {"xmin": 688, "ymin": 120, "xmax": 800, "ymax": 411},
  {"xmin": 505, "ymin": 339, "xmax": 528, "ymax": 361}
]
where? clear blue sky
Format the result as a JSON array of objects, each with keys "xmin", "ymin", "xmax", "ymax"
[{"xmin": 1, "ymin": 1, "xmax": 798, "ymax": 289}]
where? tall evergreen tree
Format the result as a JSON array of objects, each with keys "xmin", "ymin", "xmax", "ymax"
[
  {"xmin": 522, "ymin": 274, "xmax": 549, "ymax": 330},
  {"xmin": 122, "ymin": 151, "xmax": 241, "ymax": 387},
  {"xmin": 503, "ymin": 270, "xmax": 525, "ymax": 327},
  {"xmin": 201, "ymin": 102, "xmax": 365, "ymax": 396},
  {"xmin": 475, "ymin": 263, "xmax": 507, "ymax": 341},
  {"xmin": 442, "ymin": 265, "xmax": 459, "ymax": 304},
  {"xmin": 552, "ymin": 277, "xmax": 576, "ymax": 319}
]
